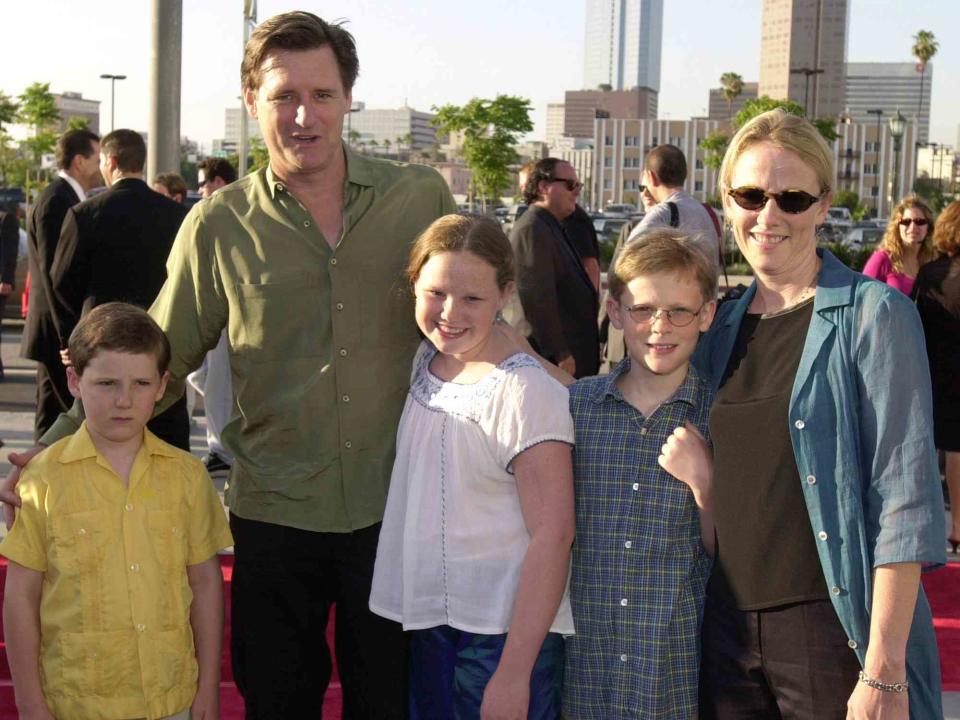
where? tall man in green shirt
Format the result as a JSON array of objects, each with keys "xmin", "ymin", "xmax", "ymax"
[{"xmin": 4, "ymin": 11, "xmax": 456, "ymax": 718}]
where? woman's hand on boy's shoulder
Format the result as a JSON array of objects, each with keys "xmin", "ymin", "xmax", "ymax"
[{"xmin": 658, "ymin": 421, "xmax": 712, "ymax": 504}]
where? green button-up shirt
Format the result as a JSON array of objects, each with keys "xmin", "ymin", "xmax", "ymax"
[{"xmin": 47, "ymin": 148, "xmax": 456, "ymax": 532}]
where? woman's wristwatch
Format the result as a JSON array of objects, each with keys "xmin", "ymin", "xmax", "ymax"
[{"xmin": 858, "ymin": 670, "xmax": 909, "ymax": 693}]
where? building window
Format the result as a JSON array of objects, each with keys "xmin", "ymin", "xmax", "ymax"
[
  {"xmin": 604, "ymin": 156, "xmax": 613, "ymax": 167},
  {"xmin": 603, "ymin": 178, "xmax": 612, "ymax": 190},
  {"xmin": 695, "ymin": 159, "xmax": 704, "ymax": 170},
  {"xmin": 624, "ymin": 179, "xmax": 639, "ymax": 190},
  {"xmin": 651, "ymin": 136, "xmax": 658, "ymax": 145},
  {"xmin": 695, "ymin": 180, "xmax": 703, "ymax": 192},
  {"xmin": 605, "ymin": 136, "xmax": 613, "ymax": 146},
  {"xmin": 871, "ymin": 185, "xmax": 879, "ymax": 197}
]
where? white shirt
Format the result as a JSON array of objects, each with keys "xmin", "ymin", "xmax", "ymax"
[
  {"xmin": 370, "ymin": 342, "xmax": 576, "ymax": 635},
  {"xmin": 627, "ymin": 189, "xmax": 720, "ymax": 267},
  {"xmin": 57, "ymin": 170, "xmax": 87, "ymax": 202}
]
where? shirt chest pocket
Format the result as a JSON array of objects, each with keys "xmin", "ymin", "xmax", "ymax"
[
  {"xmin": 233, "ymin": 276, "xmax": 328, "ymax": 362},
  {"xmin": 52, "ymin": 510, "xmax": 111, "ymax": 574},
  {"xmin": 147, "ymin": 509, "xmax": 187, "ymax": 569}
]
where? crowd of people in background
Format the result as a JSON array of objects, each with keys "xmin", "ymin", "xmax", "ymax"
[{"xmin": 0, "ymin": 9, "xmax": 955, "ymax": 720}]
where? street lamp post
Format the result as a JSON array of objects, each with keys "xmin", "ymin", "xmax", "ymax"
[
  {"xmin": 100, "ymin": 73, "xmax": 127, "ymax": 132},
  {"xmin": 790, "ymin": 68, "xmax": 824, "ymax": 116},
  {"xmin": 889, "ymin": 109, "xmax": 906, "ymax": 205}
]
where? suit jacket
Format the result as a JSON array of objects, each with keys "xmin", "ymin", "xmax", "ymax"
[
  {"xmin": 21, "ymin": 177, "xmax": 81, "ymax": 361},
  {"xmin": 50, "ymin": 177, "xmax": 189, "ymax": 346},
  {"xmin": 0, "ymin": 209, "xmax": 18, "ymax": 286},
  {"xmin": 511, "ymin": 204, "xmax": 599, "ymax": 378}
]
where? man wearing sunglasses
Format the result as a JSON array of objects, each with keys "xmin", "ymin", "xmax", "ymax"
[
  {"xmin": 625, "ymin": 144, "xmax": 721, "ymax": 267},
  {"xmin": 511, "ymin": 157, "xmax": 599, "ymax": 378}
]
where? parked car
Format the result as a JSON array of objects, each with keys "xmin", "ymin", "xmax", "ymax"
[
  {"xmin": 500, "ymin": 204, "xmax": 528, "ymax": 235},
  {"xmin": 604, "ymin": 203, "xmax": 637, "ymax": 218},
  {"xmin": 826, "ymin": 207, "xmax": 853, "ymax": 230},
  {"xmin": 842, "ymin": 226, "xmax": 883, "ymax": 251}
]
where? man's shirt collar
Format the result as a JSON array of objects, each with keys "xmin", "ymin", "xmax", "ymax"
[{"xmin": 58, "ymin": 170, "xmax": 87, "ymax": 202}]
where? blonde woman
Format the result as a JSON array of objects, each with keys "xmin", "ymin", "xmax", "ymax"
[{"xmin": 863, "ymin": 196, "xmax": 936, "ymax": 295}]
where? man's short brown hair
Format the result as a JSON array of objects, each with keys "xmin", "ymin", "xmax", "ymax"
[
  {"xmin": 608, "ymin": 228, "xmax": 718, "ymax": 304},
  {"xmin": 644, "ymin": 144, "xmax": 687, "ymax": 188},
  {"xmin": 241, "ymin": 11, "xmax": 359, "ymax": 93},
  {"xmin": 69, "ymin": 302, "xmax": 171, "ymax": 376},
  {"xmin": 101, "ymin": 129, "xmax": 147, "ymax": 174},
  {"xmin": 56, "ymin": 129, "xmax": 99, "ymax": 170}
]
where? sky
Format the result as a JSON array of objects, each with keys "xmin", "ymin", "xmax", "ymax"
[{"xmin": 2, "ymin": 0, "xmax": 958, "ymax": 151}]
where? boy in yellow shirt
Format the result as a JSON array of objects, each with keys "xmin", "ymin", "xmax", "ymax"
[{"xmin": 1, "ymin": 302, "xmax": 233, "ymax": 720}]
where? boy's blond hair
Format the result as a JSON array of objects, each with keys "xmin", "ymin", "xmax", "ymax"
[{"xmin": 608, "ymin": 228, "xmax": 718, "ymax": 303}]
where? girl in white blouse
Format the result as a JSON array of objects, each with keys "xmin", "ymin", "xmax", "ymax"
[{"xmin": 370, "ymin": 214, "xmax": 575, "ymax": 719}]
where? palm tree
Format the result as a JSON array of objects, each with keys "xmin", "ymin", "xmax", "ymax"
[
  {"xmin": 347, "ymin": 128, "xmax": 361, "ymax": 148},
  {"xmin": 369, "ymin": 138, "xmax": 380, "ymax": 154},
  {"xmin": 720, "ymin": 72, "xmax": 744, "ymax": 122},
  {"xmin": 911, "ymin": 30, "xmax": 938, "ymax": 139},
  {"xmin": 383, "ymin": 138, "xmax": 392, "ymax": 157}
]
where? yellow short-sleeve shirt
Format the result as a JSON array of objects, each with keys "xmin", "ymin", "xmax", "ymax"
[{"xmin": 0, "ymin": 423, "xmax": 233, "ymax": 720}]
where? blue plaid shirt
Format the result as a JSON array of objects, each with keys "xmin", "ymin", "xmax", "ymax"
[{"xmin": 563, "ymin": 359, "xmax": 714, "ymax": 719}]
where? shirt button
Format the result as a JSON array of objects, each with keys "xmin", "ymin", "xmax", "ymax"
[
  {"xmin": 639, "ymin": 427, "xmax": 648, "ymax": 435},
  {"xmin": 818, "ymin": 531, "xmax": 829, "ymax": 541},
  {"xmin": 344, "ymin": 440, "xmax": 352, "ymax": 449},
  {"xmin": 620, "ymin": 598, "xmax": 628, "ymax": 606},
  {"xmin": 130, "ymin": 563, "xmax": 140, "ymax": 572},
  {"xmin": 125, "ymin": 503, "xmax": 134, "ymax": 511},
  {"xmin": 620, "ymin": 654, "xmax": 628, "ymax": 662},
  {"xmin": 831, "ymin": 586, "xmax": 842, "ymax": 595},
  {"xmin": 303, "ymin": 220, "xmax": 311, "ymax": 228},
  {"xmin": 795, "ymin": 419, "xmax": 806, "ymax": 429},
  {"xmin": 848, "ymin": 639, "xmax": 858, "ymax": 649},
  {"xmin": 330, "ymin": 258, "xmax": 338, "ymax": 266},
  {"xmin": 624, "ymin": 540, "xmax": 632, "ymax": 549},
  {"xmin": 632, "ymin": 483, "xmax": 639, "ymax": 491},
  {"xmin": 806, "ymin": 475, "xmax": 816, "ymax": 485},
  {"xmin": 78, "ymin": 527, "xmax": 87, "ymax": 535},
  {"xmin": 336, "ymin": 302, "xmax": 344, "ymax": 311},
  {"xmin": 342, "ymin": 394, "xmax": 350, "ymax": 403},
  {"xmin": 137, "ymin": 624, "xmax": 146, "ymax": 633},
  {"xmin": 339, "ymin": 348, "xmax": 348, "ymax": 357},
  {"xmin": 276, "ymin": 183, "xmax": 285, "ymax": 193}
]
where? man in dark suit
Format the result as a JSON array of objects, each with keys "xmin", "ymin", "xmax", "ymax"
[
  {"xmin": 50, "ymin": 128, "xmax": 191, "ymax": 450},
  {"xmin": 20, "ymin": 129, "xmax": 101, "ymax": 437},
  {"xmin": 0, "ymin": 203, "xmax": 20, "ymax": 380},
  {"xmin": 511, "ymin": 157, "xmax": 599, "ymax": 378}
]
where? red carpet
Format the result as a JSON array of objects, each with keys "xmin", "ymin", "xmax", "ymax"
[
  {"xmin": 0, "ymin": 558, "xmax": 956, "ymax": 715},
  {"xmin": 923, "ymin": 561, "xmax": 960, "ymax": 691},
  {"xmin": 0, "ymin": 555, "xmax": 342, "ymax": 719}
]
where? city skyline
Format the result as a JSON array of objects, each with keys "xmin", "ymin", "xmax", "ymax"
[
  {"xmin": 583, "ymin": 0, "xmax": 664, "ymax": 92},
  {"xmin": 1, "ymin": 0, "xmax": 958, "ymax": 151}
]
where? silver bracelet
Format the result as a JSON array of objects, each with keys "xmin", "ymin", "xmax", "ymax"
[{"xmin": 858, "ymin": 670, "xmax": 909, "ymax": 693}]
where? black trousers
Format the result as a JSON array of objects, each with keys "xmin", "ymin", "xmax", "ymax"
[
  {"xmin": 229, "ymin": 514, "xmax": 408, "ymax": 719},
  {"xmin": 699, "ymin": 594, "xmax": 862, "ymax": 720}
]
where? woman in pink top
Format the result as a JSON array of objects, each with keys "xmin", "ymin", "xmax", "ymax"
[{"xmin": 863, "ymin": 196, "xmax": 936, "ymax": 295}]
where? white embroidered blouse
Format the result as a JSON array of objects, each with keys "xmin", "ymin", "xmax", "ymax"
[{"xmin": 370, "ymin": 341, "xmax": 576, "ymax": 635}]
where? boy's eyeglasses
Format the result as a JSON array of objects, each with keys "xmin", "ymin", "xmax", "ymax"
[
  {"xmin": 899, "ymin": 217, "xmax": 928, "ymax": 227},
  {"xmin": 727, "ymin": 186, "xmax": 823, "ymax": 214},
  {"xmin": 547, "ymin": 177, "xmax": 583, "ymax": 192},
  {"xmin": 623, "ymin": 302, "xmax": 706, "ymax": 327}
]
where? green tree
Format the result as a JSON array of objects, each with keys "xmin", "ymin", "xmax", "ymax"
[
  {"xmin": 347, "ymin": 128, "xmax": 361, "ymax": 148},
  {"xmin": 383, "ymin": 138, "xmax": 392, "ymax": 157},
  {"xmin": 248, "ymin": 137, "xmax": 269, "ymax": 174},
  {"xmin": 733, "ymin": 96, "xmax": 805, "ymax": 129},
  {"xmin": 0, "ymin": 92, "xmax": 18, "ymax": 132},
  {"xmin": 432, "ymin": 95, "xmax": 533, "ymax": 210},
  {"xmin": 832, "ymin": 189, "xmax": 859, "ymax": 213},
  {"xmin": 911, "ymin": 30, "xmax": 938, "ymax": 130},
  {"xmin": 698, "ymin": 130, "xmax": 729, "ymax": 171},
  {"xmin": 66, "ymin": 116, "xmax": 90, "ymax": 131},
  {"xmin": 17, "ymin": 82, "xmax": 60, "ymax": 165},
  {"xmin": 719, "ymin": 72, "xmax": 744, "ymax": 121}
]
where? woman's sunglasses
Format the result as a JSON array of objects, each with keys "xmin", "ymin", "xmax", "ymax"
[
  {"xmin": 727, "ymin": 187, "xmax": 824, "ymax": 214},
  {"xmin": 899, "ymin": 218, "xmax": 928, "ymax": 227}
]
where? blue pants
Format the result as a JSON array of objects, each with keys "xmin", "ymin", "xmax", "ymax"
[{"xmin": 409, "ymin": 625, "xmax": 564, "ymax": 720}]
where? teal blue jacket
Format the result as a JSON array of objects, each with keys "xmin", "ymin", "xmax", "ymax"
[{"xmin": 694, "ymin": 249, "xmax": 945, "ymax": 717}]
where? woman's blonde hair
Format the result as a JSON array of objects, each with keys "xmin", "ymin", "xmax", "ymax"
[
  {"xmin": 879, "ymin": 196, "xmax": 936, "ymax": 271},
  {"xmin": 718, "ymin": 109, "xmax": 834, "ymax": 198}
]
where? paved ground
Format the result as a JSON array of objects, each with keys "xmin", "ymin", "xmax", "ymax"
[{"xmin": 1, "ymin": 317, "xmax": 958, "ymax": 717}]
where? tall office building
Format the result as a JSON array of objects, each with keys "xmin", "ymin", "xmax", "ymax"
[
  {"xmin": 844, "ymin": 62, "xmax": 932, "ymax": 144},
  {"xmin": 583, "ymin": 0, "xmax": 663, "ymax": 93},
  {"xmin": 759, "ymin": 0, "xmax": 849, "ymax": 120},
  {"xmin": 546, "ymin": 103, "xmax": 566, "ymax": 146}
]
